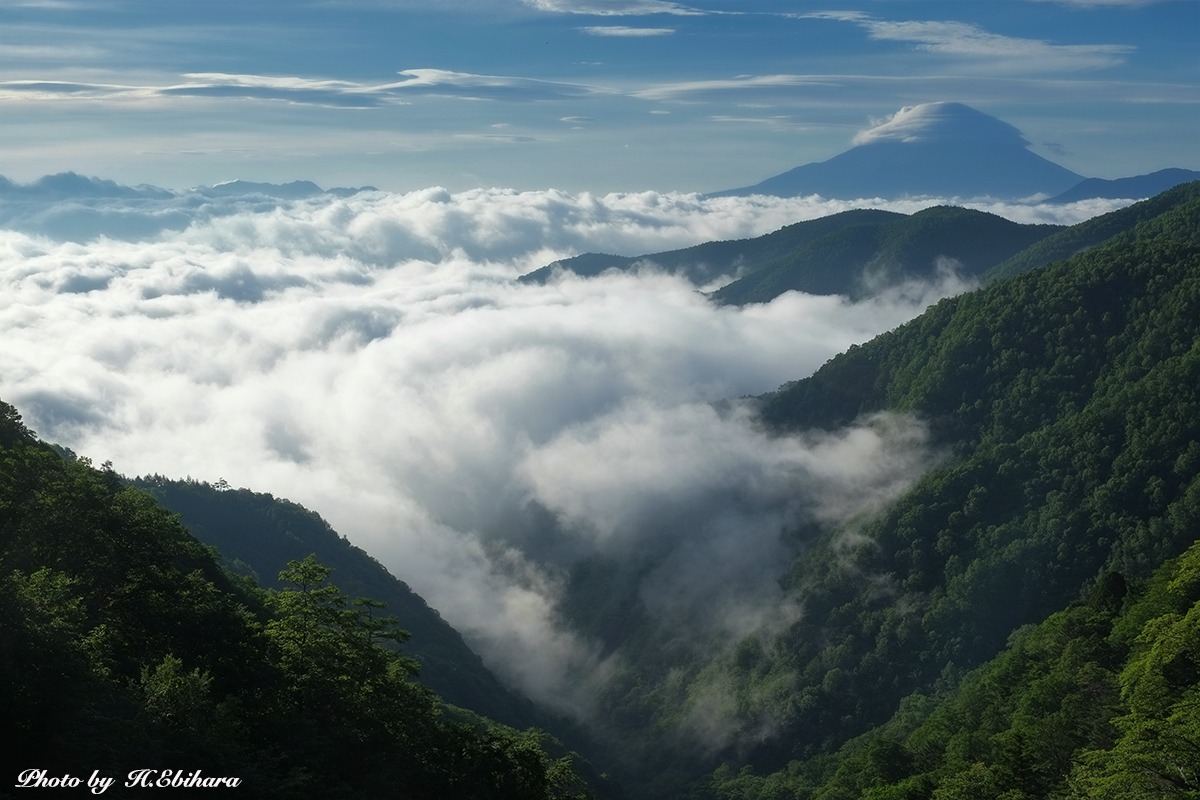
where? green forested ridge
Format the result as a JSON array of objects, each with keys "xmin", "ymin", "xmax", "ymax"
[
  {"xmin": 693, "ymin": 180, "xmax": 1200, "ymax": 793},
  {"xmin": 710, "ymin": 541, "xmax": 1200, "ymax": 799},
  {"xmin": 985, "ymin": 181, "xmax": 1200, "ymax": 283},
  {"xmin": 508, "ymin": 185, "xmax": 1200, "ymax": 797},
  {"xmin": 0, "ymin": 405, "xmax": 592, "ymax": 799},
  {"xmin": 524, "ymin": 184, "xmax": 1200, "ymax": 309},
  {"xmin": 520, "ymin": 207, "xmax": 1060, "ymax": 301},
  {"xmin": 520, "ymin": 208, "xmax": 905, "ymax": 288},
  {"xmin": 129, "ymin": 477, "xmax": 554, "ymax": 735},
  {"xmin": 711, "ymin": 206, "xmax": 1057, "ymax": 305}
]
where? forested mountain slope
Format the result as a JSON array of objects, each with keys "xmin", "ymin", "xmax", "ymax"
[
  {"xmin": 706, "ymin": 182, "xmax": 1200, "ymax": 783},
  {"xmin": 131, "ymin": 477, "xmax": 551, "ymax": 734},
  {"xmin": 520, "ymin": 208, "xmax": 904, "ymax": 288},
  {"xmin": 0, "ymin": 406, "xmax": 592, "ymax": 799},
  {"xmin": 712, "ymin": 541, "xmax": 1200, "ymax": 798},
  {"xmin": 711, "ymin": 206, "xmax": 1054, "ymax": 304},
  {"xmin": 985, "ymin": 181, "xmax": 1200, "ymax": 283},
  {"xmin": 498, "ymin": 183, "xmax": 1200, "ymax": 798},
  {"xmin": 521, "ymin": 207, "xmax": 1059, "ymax": 300}
]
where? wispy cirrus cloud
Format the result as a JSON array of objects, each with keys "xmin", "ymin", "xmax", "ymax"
[
  {"xmin": 579, "ymin": 25, "xmax": 675, "ymax": 36},
  {"xmin": 710, "ymin": 115, "xmax": 808, "ymax": 131},
  {"xmin": 1027, "ymin": 0, "xmax": 1166, "ymax": 6},
  {"xmin": 801, "ymin": 11, "xmax": 1134, "ymax": 71},
  {"xmin": 453, "ymin": 132, "xmax": 540, "ymax": 144},
  {"xmin": 0, "ymin": 68, "xmax": 609, "ymax": 108},
  {"xmin": 634, "ymin": 74, "xmax": 837, "ymax": 102},
  {"xmin": 1, "ymin": 0, "xmax": 87, "ymax": 7},
  {"xmin": 163, "ymin": 73, "xmax": 393, "ymax": 108},
  {"xmin": 0, "ymin": 75, "xmax": 388, "ymax": 109},
  {"xmin": 521, "ymin": 0, "xmax": 704, "ymax": 15},
  {"xmin": 380, "ymin": 68, "xmax": 607, "ymax": 100},
  {"xmin": 0, "ymin": 43, "xmax": 111, "ymax": 61}
]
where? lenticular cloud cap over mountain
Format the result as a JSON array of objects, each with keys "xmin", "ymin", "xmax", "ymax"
[
  {"xmin": 852, "ymin": 102, "xmax": 1028, "ymax": 147},
  {"xmin": 715, "ymin": 101, "xmax": 1084, "ymax": 201}
]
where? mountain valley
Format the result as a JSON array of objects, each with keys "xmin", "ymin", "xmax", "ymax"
[{"xmin": 4, "ymin": 181, "xmax": 1199, "ymax": 798}]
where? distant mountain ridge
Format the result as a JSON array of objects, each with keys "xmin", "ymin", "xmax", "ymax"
[
  {"xmin": 1046, "ymin": 167, "xmax": 1200, "ymax": 204},
  {"xmin": 710, "ymin": 102, "xmax": 1196, "ymax": 203},
  {"xmin": 195, "ymin": 179, "xmax": 373, "ymax": 199},
  {"xmin": 520, "ymin": 207, "xmax": 909, "ymax": 290},
  {"xmin": 525, "ymin": 184, "xmax": 1200, "ymax": 304},
  {"xmin": 0, "ymin": 171, "xmax": 374, "ymax": 201},
  {"xmin": 0, "ymin": 172, "xmax": 173, "ymax": 200},
  {"xmin": 710, "ymin": 206, "xmax": 1056, "ymax": 304},
  {"xmin": 0, "ymin": 172, "xmax": 378, "ymax": 241},
  {"xmin": 522, "ymin": 205, "xmax": 1058, "ymax": 301}
]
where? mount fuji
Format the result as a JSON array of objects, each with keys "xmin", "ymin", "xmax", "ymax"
[{"xmin": 712, "ymin": 102, "xmax": 1086, "ymax": 201}]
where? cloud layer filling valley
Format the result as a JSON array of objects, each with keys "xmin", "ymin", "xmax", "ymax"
[{"xmin": 0, "ymin": 184, "xmax": 1131, "ymax": 722}]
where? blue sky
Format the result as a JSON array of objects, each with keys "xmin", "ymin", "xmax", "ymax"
[{"xmin": 1, "ymin": 0, "xmax": 1197, "ymax": 191}]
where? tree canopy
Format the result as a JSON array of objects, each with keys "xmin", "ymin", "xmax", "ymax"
[{"xmin": 0, "ymin": 402, "xmax": 592, "ymax": 799}]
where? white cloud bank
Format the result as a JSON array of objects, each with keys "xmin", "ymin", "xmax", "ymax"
[{"xmin": 0, "ymin": 182, "xmax": 1131, "ymax": 719}]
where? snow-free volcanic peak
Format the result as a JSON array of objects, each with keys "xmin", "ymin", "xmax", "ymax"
[{"xmin": 714, "ymin": 102, "xmax": 1084, "ymax": 201}]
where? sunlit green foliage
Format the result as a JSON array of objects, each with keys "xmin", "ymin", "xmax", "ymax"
[
  {"xmin": 508, "ymin": 184, "xmax": 1200, "ymax": 798},
  {"xmin": 701, "ymin": 184, "xmax": 1200, "ymax": 798},
  {"xmin": 711, "ymin": 543, "xmax": 1200, "ymax": 799},
  {"xmin": 985, "ymin": 182, "xmax": 1200, "ymax": 283}
]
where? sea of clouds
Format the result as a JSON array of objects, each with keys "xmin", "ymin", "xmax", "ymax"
[{"xmin": 0, "ymin": 180, "xmax": 1134, "ymax": 720}]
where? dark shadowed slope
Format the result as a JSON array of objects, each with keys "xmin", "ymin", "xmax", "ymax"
[
  {"xmin": 0, "ymin": 408, "xmax": 594, "ymax": 799},
  {"xmin": 131, "ymin": 477, "xmax": 569, "ymax": 736}
]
